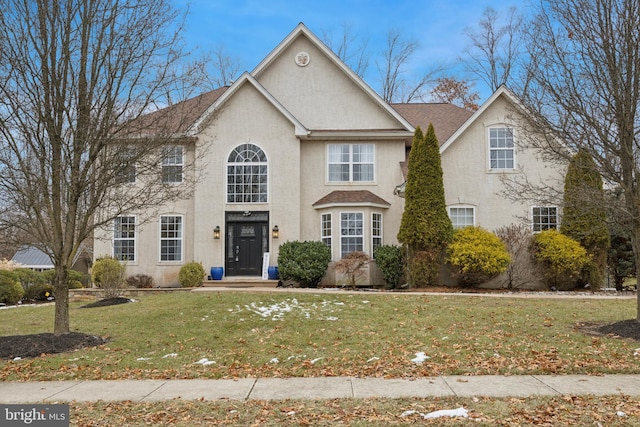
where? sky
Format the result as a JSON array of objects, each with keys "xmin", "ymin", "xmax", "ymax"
[{"xmin": 175, "ymin": 0, "xmax": 520, "ymax": 101}]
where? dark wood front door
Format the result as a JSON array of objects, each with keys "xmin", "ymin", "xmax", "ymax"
[{"xmin": 225, "ymin": 212, "xmax": 268, "ymax": 276}]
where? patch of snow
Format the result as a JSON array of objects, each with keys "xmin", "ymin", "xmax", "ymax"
[
  {"xmin": 411, "ymin": 352, "xmax": 430, "ymax": 364},
  {"xmin": 136, "ymin": 357, "xmax": 151, "ymax": 361},
  {"xmin": 162, "ymin": 353, "xmax": 178, "ymax": 358},
  {"xmin": 286, "ymin": 411, "xmax": 296, "ymax": 416},
  {"xmin": 366, "ymin": 357, "xmax": 380, "ymax": 363},
  {"xmin": 325, "ymin": 316, "xmax": 339, "ymax": 321},
  {"xmin": 270, "ymin": 358, "xmax": 279, "ymax": 364},
  {"xmin": 310, "ymin": 357, "xmax": 323, "ymax": 364},
  {"xmin": 195, "ymin": 358, "xmax": 216, "ymax": 365},
  {"xmin": 617, "ymin": 411, "xmax": 627, "ymax": 417},
  {"xmin": 12, "ymin": 357, "xmax": 21, "ymax": 361},
  {"xmin": 402, "ymin": 407, "xmax": 468, "ymax": 420},
  {"xmin": 634, "ymin": 348, "xmax": 640, "ymax": 357}
]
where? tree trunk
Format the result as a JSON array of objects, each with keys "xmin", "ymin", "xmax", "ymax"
[{"xmin": 53, "ymin": 265, "xmax": 70, "ymax": 335}]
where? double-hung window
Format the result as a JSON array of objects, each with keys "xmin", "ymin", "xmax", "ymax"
[
  {"xmin": 449, "ymin": 207, "xmax": 475, "ymax": 229},
  {"xmin": 532, "ymin": 207, "xmax": 558, "ymax": 232},
  {"xmin": 371, "ymin": 213, "xmax": 382, "ymax": 256},
  {"xmin": 489, "ymin": 127, "xmax": 515, "ymax": 170},
  {"xmin": 160, "ymin": 215, "xmax": 183, "ymax": 261},
  {"xmin": 328, "ymin": 144, "xmax": 374, "ymax": 182},
  {"xmin": 321, "ymin": 213, "xmax": 332, "ymax": 249},
  {"xmin": 115, "ymin": 149, "xmax": 136, "ymax": 184},
  {"xmin": 114, "ymin": 216, "xmax": 136, "ymax": 261},
  {"xmin": 340, "ymin": 212, "xmax": 364, "ymax": 258},
  {"xmin": 162, "ymin": 146, "xmax": 184, "ymax": 183}
]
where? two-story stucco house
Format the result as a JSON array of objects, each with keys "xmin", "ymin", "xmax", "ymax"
[{"xmin": 93, "ymin": 23, "xmax": 565, "ymax": 287}]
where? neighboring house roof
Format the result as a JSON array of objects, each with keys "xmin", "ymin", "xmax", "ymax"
[
  {"xmin": 312, "ymin": 190, "xmax": 391, "ymax": 209},
  {"xmin": 11, "ymin": 246, "xmax": 54, "ymax": 269},
  {"xmin": 391, "ymin": 103, "xmax": 474, "ymax": 145}
]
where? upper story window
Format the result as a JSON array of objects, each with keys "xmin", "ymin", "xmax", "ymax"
[
  {"xmin": 115, "ymin": 149, "xmax": 136, "ymax": 184},
  {"xmin": 449, "ymin": 207, "xmax": 475, "ymax": 229},
  {"xmin": 160, "ymin": 215, "xmax": 183, "ymax": 262},
  {"xmin": 162, "ymin": 146, "xmax": 184, "ymax": 183},
  {"xmin": 532, "ymin": 206, "xmax": 558, "ymax": 232},
  {"xmin": 328, "ymin": 144, "xmax": 374, "ymax": 182},
  {"xmin": 227, "ymin": 143, "xmax": 268, "ymax": 203},
  {"xmin": 489, "ymin": 127, "xmax": 515, "ymax": 170},
  {"xmin": 113, "ymin": 216, "xmax": 136, "ymax": 261}
]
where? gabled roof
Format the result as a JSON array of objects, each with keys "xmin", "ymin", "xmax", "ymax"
[
  {"xmin": 440, "ymin": 85, "xmax": 525, "ymax": 154},
  {"xmin": 312, "ymin": 190, "xmax": 391, "ymax": 209},
  {"xmin": 252, "ymin": 23, "xmax": 415, "ymax": 134},
  {"xmin": 391, "ymin": 103, "xmax": 474, "ymax": 145},
  {"xmin": 11, "ymin": 246, "xmax": 54, "ymax": 269},
  {"xmin": 188, "ymin": 72, "xmax": 309, "ymax": 137}
]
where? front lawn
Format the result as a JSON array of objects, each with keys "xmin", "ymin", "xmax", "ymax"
[{"xmin": 0, "ymin": 292, "xmax": 638, "ymax": 381}]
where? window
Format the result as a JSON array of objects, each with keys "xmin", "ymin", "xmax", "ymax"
[
  {"xmin": 449, "ymin": 207, "xmax": 475, "ymax": 229},
  {"xmin": 160, "ymin": 215, "xmax": 182, "ymax": 261},
  {"xmin": 114, "ymin": 216, "xmax": 135, "ymax": 261},
  {"xmin": 115, "ymin": 149, "xmax": 136, "ymax": 184},
  {"xmin": 328, "ymin": 144, "xmax": 374, "ymax": 182},
  {"xmin": 371, "ymin": 213, "xmax": 382, "ymax": 256},
  {"xmin": 227, "ymin": 143, "xmax": 268, "ymax": 203},
  {"xmin": 321, "ymin": 213, "xmax": 332, "ymax": 249},
  {"xmin": 162, "ymin": 146, "xmax": 183, "ymax": 183},
  {"xmin": 340, "ymin": 212, "xmax": 363, "ymax": 258},
  {"xmin": 532, "ymin": 207, "xmax": 558, "ymax": 232},
  {"xmin": 489, "ymin": 127, "xmax": 514, "ymax": 169}
]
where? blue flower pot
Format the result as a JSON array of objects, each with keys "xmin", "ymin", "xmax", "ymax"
[
  {"xmin": 211, "ymin": 267, "xmax": 224, "ymax": 280},
  {"xmin": 267, "ymin": 266, "xmax": 279, "ymax": 280}
]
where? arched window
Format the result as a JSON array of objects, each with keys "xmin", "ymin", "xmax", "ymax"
[{"xmin": 227, "ymin": 143, "xmax": 268, "ymax": 203}]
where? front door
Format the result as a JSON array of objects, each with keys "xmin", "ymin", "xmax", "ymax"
[{"xmin": 225, "ymin": 211, "xmax": 269, "ymax": 276}]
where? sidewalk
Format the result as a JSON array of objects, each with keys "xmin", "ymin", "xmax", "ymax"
[{"xmin": 2, "ymin": 375, "xmax": 640, "ymax": 403}]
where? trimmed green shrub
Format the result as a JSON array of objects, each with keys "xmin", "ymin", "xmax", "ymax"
[
  {"xmin": 374, "ymin": 245, "xmax": 404, "ymax": 289},
  {"xmin": 126, "ymin": 274, "xmax": 155, "ymax": 288},
  {"xmin": 532, "ymin": 229, "xmax": 590, "ymax": 290},
  {"xmin": 608, "ymin": 233, "xmax": 635, "ymax": 291},
  {"xmin": 13, "ymin": 268, "xmax": 46, "ymax": 287},
  {"xmin": 278, "ymin": 240, "xmax": 331, "ymax": 288},
  {"xmin": 42, "ymin": 269, "xmax": 84, "ymax": 289},
  {"xmin": 179, "ymin": 262, "xmax": 205, "ymax": 287},
  {"xmin": 0, "ymin": 270, "xmax": 24, "ymax": 305},
  {"xmin": 447, "ymin": 226, "xmax": 511, "ymax": 286},
  {"xmin": 92, "ymin": 257, "xmax": 126, "ymax": 298},
  {"xmin": 406, "ymin": 249, "xmax": 441, "ymax": 288},
  {"xmin": 24, "ymin": 283, "xmax": 55, "ymax": 301}
]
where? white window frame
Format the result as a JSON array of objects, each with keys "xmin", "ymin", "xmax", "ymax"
[
  {"xmin": 340, "ymin": 211, "xmax": 364, "ymax": 258},
  {"xmin": 113, "ymin": 215, "xmax": 136, "ymax": 262},
  {"xmin": 532, "ymin": 206, "xmax": 558, "ymax": 232},
  {"xmin": 327, "ymin": 143, "xmax": 375, "ymax": 183},
  {"xmin": 488, "ymin": 127, "xmax": 515, "ymax": 170},
  {"xmin": 226, "ymin": 143, "xmax": 268, "ymax": 203},
  {"xmin": 162, "ymin": 145, "xmax": 184, "ymax": 184},
  {"xmin": 449, "ymin": 206, "xmax": 476, "ymax": 229},
  {"xmin": 371, "ymin": 212, "xmax": 382, "ymax": 256},
  {"xmin": 321, "ymin": 213, "xmax": 332, "ymax": 251},
  {"xmin": 159, "ymin": 215, "xmax": 183, "ymax": 262}
]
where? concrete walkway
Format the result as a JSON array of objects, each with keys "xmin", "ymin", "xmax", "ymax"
[{"xmin": 2, "ymin": 375, "xmax": 640, "ymax": 403}]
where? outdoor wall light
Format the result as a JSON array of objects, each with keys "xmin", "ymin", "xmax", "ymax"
[
  {"xmin": 272, "ymin": 225, "xmax": 279, "ymax": 239},
  {"xmin": 213, "ymin": 225, "xmax": 221, "ymax": 239}
]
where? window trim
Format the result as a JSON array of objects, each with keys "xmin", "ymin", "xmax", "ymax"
[
  {"xmin": 159, "ymin": 215, "xmax": 184, "ymax": 262},
  {"xmin": 371, "ymin": 212, "xmax": 382, "ymax": 256},
  {"xmin": 488, "ymin": 126, "xmax": 515, "ymax": 171},
  {"xmin": 532, "ymin": 206, "xmax": 558, "ymax": 232},
  {"xmin": 448, "ymin": 206, "xmax": 476, "ymax": 230},
  {"xmin": 327, "ymin": 143, "xmax": 375, "ymax": 183},
  {"xmin": 339, "ymin": 211, "xmax": 364, "ymax": 258},
  {"xmin": 321, "ymin": 213, "xmax": 332, "ymax": 251},
  {"xmin": 226, "ymin": 143, "xmax": 269, "ymax": 204},
  {"xmin": 162, "ymin": 145, "xmax": 184, "ymax": 184},
  {"xmin": 113, "ymin": 215, "xmax": 136, "ymax": 262}
]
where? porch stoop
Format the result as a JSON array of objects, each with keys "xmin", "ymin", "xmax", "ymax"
[{"xmin": 202, "ymin": 276, "xmax": 279, "ymax": 288}]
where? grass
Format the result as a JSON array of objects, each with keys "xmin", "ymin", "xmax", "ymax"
[{"xmin": 1, "ymin": 291, "xmax": 639, "ymax": 381}]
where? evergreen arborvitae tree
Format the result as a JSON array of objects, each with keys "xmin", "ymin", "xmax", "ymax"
[
  {"xmin": 561, "ymin": 149, "xmax": 610, "ymax": 290},
  {"xmin": 398, "ymin": 124, "xmax": 453, "ymax": 286}
]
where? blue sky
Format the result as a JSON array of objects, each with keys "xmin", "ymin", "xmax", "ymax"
[{"xmin": 176, "ymin": 0, "xmax": 519, "ymax": 101}]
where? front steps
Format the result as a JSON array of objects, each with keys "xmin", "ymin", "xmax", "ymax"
[{"xmin": 202, "ymin": 276, "xmax": 279, "ymax": 288}]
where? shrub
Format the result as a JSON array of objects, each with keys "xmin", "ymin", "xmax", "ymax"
[
  {"xmin": 406, "ymin": 249, "xmax": 441, "ymax": 287},
  {"xmin": 447, "ymin": 226, "xmax": 511, "ymax": 287},
  {"xmin": 126, "ymin": 274, "xmax": 155, "ymax": 288},
  {"xmin": 532, "ymin": 229, "xmax": 590, "ymax": 290},
  {"xmin": 0, "ymin": 270, "xmax": 24, "ymax": 305},
  {"xmin": 24, "ymin": 282, "xmax": 55, "ymax": 301},
  {"xmin": 495, "ymin": 224, "xmax": 537, "ymax": 289},
  {"xmin": 42, "ymin": 269, "xmax": 85, "ymax": 289},
  {"xmin": 374, "ymin": 245, "xmax": 404, "ymax": 289},
  {"xmin": 179, "ymin": 262, "xmax": 205, "ymax": 287},
  {"xmin": 278, "ymin": 240, "xmax": 331, "ymax": 288},
  {"xmin": 335, "ymin": 251, "xmax": 371, "ymax": 288},
  {"xmin": 92, "ymin": 257, "xmax": 126, "ymax": 298},
  {"xmin": 608, "ymin": 233, "xmax": 635, "ymax": 291}
]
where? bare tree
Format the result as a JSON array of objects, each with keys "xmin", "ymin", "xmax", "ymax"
[
  {"xmin": 208, "ymin": 45, "xmax": 241, "ymax": 87},
  {"xmin": 463, "ymin": 6, "xmax": 524, "ymax": 93},
  {"xmin": 516, "ymin": 0, "xmax": 640, "ymax": 318},
  {"xmin": 321, "ymin": 23, "xmax": 370, "ymax": 78},
  {"xmin": 377, "ymin": 30, "xmax": 443, "ymax": 103},
  {"xmin": 429, "ymin": 76, "xmax": 480, "ymax": 111},
  {"xmin": 0, "ymin": 0, "xmax": 208, "ymax": 334}
]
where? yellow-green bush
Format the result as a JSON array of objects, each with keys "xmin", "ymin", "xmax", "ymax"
[
  {"xmin": 533, "ymin": 229, "xmax": 590, "ymax": 290},
  {"xmin": 178, "ymin": 262, "xmax": 205, "ymax": 287},
  {"xmin": 0, "ymin": 270, "xmax": 24, "ymax": 305},
  {"xmin": 446, "ymin": 226, "xmax": 511, "ymax": 286},
  {"xmin": 92, "ymin": 257, "xmax": 126, "ymax": 298}
]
